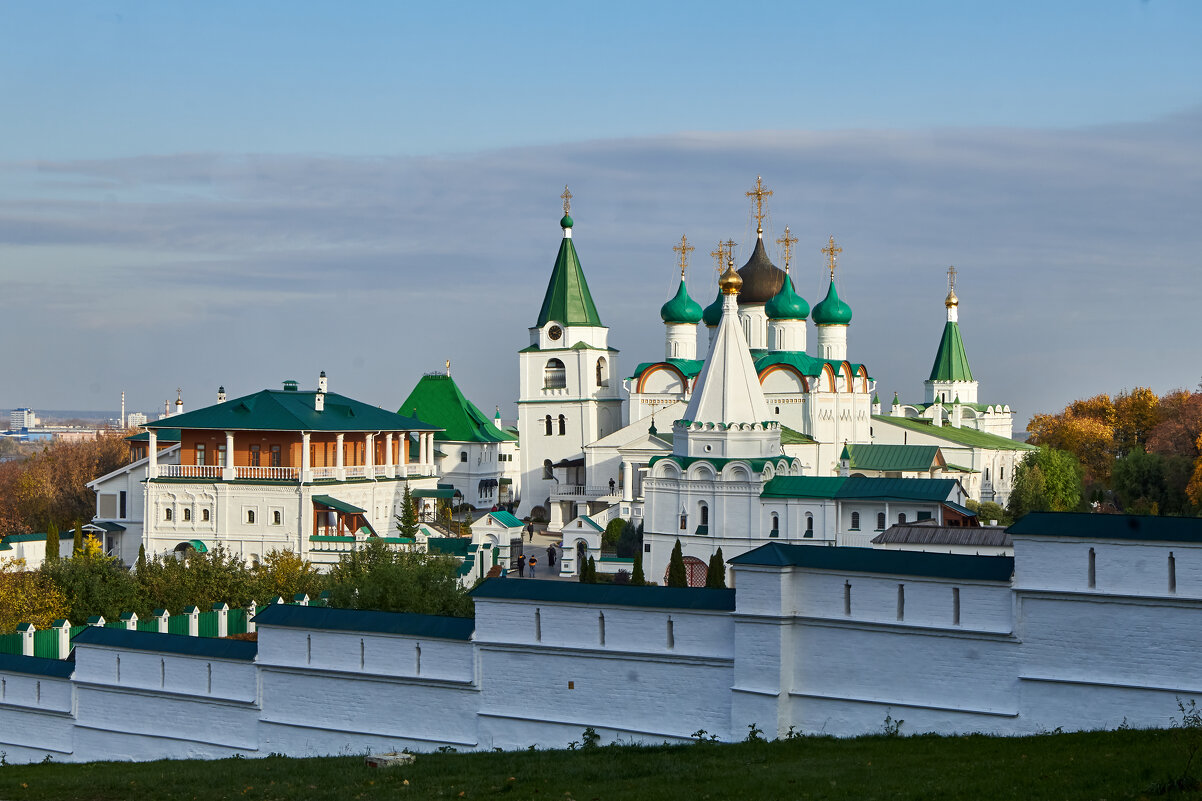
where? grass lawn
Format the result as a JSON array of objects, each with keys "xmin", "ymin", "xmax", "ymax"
[{"xmin": 1, "ymin": 728, "xmax": 1200, "ymax": 800}]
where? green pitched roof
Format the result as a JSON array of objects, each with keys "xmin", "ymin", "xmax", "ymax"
[
  {"xmin": 660, "ymin": 278, "xmax": 704, "ymax": 324},
  {"xmin": 872, "ymin": 415, "xmax": 1036, "ymax": 451},
  {"xmin": 780, "ymin": 426, "xmax": 817, "ymax": 446},
  {"xmin": 760, "ymin": 475, "xmax": 960, "ymax": 502},
  {"xmin": 398, "ymin": 374, "xmax": 516, "ymax": 444},
  {"xmin": 253, "ymin": 603, "xmax": 474, "ymax": 639},
  {"xmin": 842, "ymin": 444, "xmax": 942, "ymax": 472},
  {"xmin": 144, "ymin": 388, "xmax": 438, "ymax": 434},
  {"xmin": 1007, "ymin": 512, "xmax": 1202, "ymax": 543},
  {"xmin": 536, "ymin": 231, "xmax": 603, "ymax": 328},
  {"xmin": 811, "ymin": 279, "xmax": 852, "ymax": 325},
  {"xmin": 928, "ymin": 321, "xmax": 974, "ymax": 382},
  {"xmin": 729, "ymin": 543, "xmax": 1013, "ymax": 582},
  {"xmin": 126, "ymin": 428, "xmax": 180, "ymax": 443},
  {"xmin": 312, "ymin": 495, "xmax": 367, "ymax": 515},
  {"xmin": 488, "ymin": 510, "xmax": 524, "ymax": 528}
]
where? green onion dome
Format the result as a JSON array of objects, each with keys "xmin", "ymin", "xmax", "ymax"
[
  {"xmin": 702, "ymin": 289, "xmax": 724, "ymax": 327},
  {"xmin": 765, "ymin": 275, "xmax": 809, "ymax": 321},
  {"xmin": 811, "ymin": 279, "xmax": 853, "ymax": 325},
  {"xmin": 660, "ymin": 278, "xmax": 703, "ymax": 324},
  {"xmin": 560, "ymin": 213, "xmax": 574, "ymax": 229}
]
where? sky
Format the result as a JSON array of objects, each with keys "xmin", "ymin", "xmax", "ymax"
[{"xmin": 1, "ymin": 1, "xmax": 1199, "ymax": 429}]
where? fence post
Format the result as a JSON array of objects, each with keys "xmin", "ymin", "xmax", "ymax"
[
  {"xmin": 293, "ymin": 593, "xmax": 309, "ymax": 607},
  {"xmin": 120, "ymin": 612, "xmax": 138, "ymax": 631},
  {"xmin": 153, "ymin": 608, "xmax": 169, "ymax": 633},
  {"xmin": 53, "ymin": 619, "xmax": 71, "ymax": 659},
  {"xmin": 17, "ymin": 623, "xmax": 35, "ymax": 657},
  {"xmin": 87, "ymin": 615, "xmax": 106, "ymax": 627},
  {"xmin": 183, "ymin": 605, "xmax": 200, "ymax": 637},
  {"xmin": 272, "ymin": 595, "xmax": 286, "ymax": 605},
  {"xmin": 245, "ymin": 601, "xmax": 257, "ymax": 635},
  {"xmin": 212, "ymin": 602, "xmax": 229, "ymax": 638}
]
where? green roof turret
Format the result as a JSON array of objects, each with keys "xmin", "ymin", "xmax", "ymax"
[
  {"xmin": 765, "ymin": 275, "xmax": 809, "ymax": 320},
  {"xmin": 702, "ymin": 289, "xmax": 723, "ymax": 327},
  {"xmin": 811, "ymin": 279, "xmax": 852, "ymax": 325},
  {"xmin": 560, "ymin": 213, "xmax": 573, "ymax": 229},
  {"xmin": 660, "ymin": 278, "xmax": 703, "ymax": 324}
]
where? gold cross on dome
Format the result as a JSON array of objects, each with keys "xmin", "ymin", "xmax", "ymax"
[
  {"xmin": 560, "ymin": 185, "xmax": 572, "ymax": 215},
  {"xmin": 822, "ymin": 236, "xmax": 843, "ymax": 279},
  {"xmin": 710, "ymin": 241, "xmax": 725, "ymax": 273},
  {"xmin": 722, "ymin": 239, "xmax": 737, "ymax": 266},
  {"xmin": 745, "ymin": 176, "xmax": 773, "ymax": 234},
  {"xmin": 947, "ymin": 265, "xmax": 957, "ymax": 292},
  {"xmin": 776, "ymin": 225, "xmax": 798, "ymax": 272},
  {"xmin": 672, "ymin": 234, "xmax": 695, "ymax": 277}
]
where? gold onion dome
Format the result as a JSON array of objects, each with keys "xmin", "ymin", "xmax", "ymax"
[
  {"xmin": 719, "ymin": 259, "xmax": 743, "ymax": 295},
  {"xmin": 945, "ymin": 288, "xmax": 959, "ymax": 308}
]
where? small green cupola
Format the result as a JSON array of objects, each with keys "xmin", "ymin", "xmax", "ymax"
[
  {"xmin": 811, "ymin": 279, "xmax": 852, "ymax": 325},
  {"xmin": 702, "ymin": 289, "xmax": 723, "ymax": 327},
  {"xmin": 765, "ymin": 275, "xmax": 809, "ymax": 320},
  {"xmin": 660, "ymin": 279, "xmax": 703, "ymax": 324}
]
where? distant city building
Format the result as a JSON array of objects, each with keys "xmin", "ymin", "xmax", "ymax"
[
  {"xmin": 125, "ymin": 412, "xmax": 148, "ymax": 428},
  {"xmin": 9, "ymin": 408, "xmax": 37, "ymax": 431}
]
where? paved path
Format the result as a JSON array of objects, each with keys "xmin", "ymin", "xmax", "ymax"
[{"xmin": 509, "ymin": 536, "xmax": 573, "ymax": 581}]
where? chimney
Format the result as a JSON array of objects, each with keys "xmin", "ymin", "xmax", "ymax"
[
  {"xmin": 217, "ymin": 386, "xmax": 227, "ymax": 404},
  {"xmin": 315, "ymin": 387, "xmax": 325, "ymax": 412},
  {"xmin": 318, "ymin": 370, "xmax": 328, "ymax": 393}
]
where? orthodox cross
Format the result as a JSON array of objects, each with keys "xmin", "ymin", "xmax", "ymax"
[
  {"xmin": 710, "ymin": 242, "xmax": 725, "ymax": 274},
  {"xmin": 776, "ymin": 225, "xmax": 798, "ymax": 272},
  {"xmin": 822, "ymin": 236, "xmax": 843, "ymax": 279},
  {"xmin": 947, "ymin": 265, "xmax": 957, "ymax": 292},
  {"xmin": 176, "ymin": 388, "xmax": 182, "ymax": 402},
  {"xmin": 672, "ymin": 234, "xmax": 695, "ymax": 277},
  {"xmin": 560, "ymin": 185, "xmax": 572, "ymax": 215},
  {"xmin": 722, "ymin": 239, "xmax": 738, "ymax": 268},
  {"xmin": 746, "ymin": 175, "xmax": 773, "ymax": 234}
]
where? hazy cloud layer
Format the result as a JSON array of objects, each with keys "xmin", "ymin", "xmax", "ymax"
[{"xmin": 2, "ymin": 109, "xmax": 1199, "ymax": 426}]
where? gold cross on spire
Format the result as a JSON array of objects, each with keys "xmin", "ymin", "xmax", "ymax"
[
  {"xmin": 672, "ymin": 234, "xmax": 695, "ymax": 278},
  {"xmin": 745, "ymin": 175, "xmax": 773, "ymax": 236},
  {"xmin": 947, "ymin": 265, "xmax": 957, "ymax": 291},
  {"xmin": 822, "ymin": 236, "xmax": 843, "ymax": 279},
  {"xmin": 560, "ymin": 185, "xmax": 572, "ymax": 215},
  {"xmin": 776, "ymin": 225, "xmax": 798, "ymax": 272}
]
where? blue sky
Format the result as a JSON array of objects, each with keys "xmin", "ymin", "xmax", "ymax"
[{"xmin": 1, "ymin": 1, "xmax": 1200, "ymax": 425}]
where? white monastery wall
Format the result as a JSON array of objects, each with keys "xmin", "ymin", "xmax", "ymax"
[{"xmin": 0, "ymin": 670, "xmax": 74, "ymax": 762}]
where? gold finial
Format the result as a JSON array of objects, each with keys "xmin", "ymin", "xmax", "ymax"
[
  {"xmin": 176, "ymin": 388, "xmax": 182, "ymax": 402},
  {"xmin": 672, "ymin": 234, "xmax": 694, "ymax": 278},
  {"xmin": 945, "ymin": 265, "xmax": 959, "ymax": 307},
  {"xmin": 718, "ymin": 255, "xmax": 743, "ymax": 295},
  {"xmin": 445, "ymin": 359, "xmax": 451, "ymax": 376},
  {"xmin": 745, "ymin": 175, "xmax": 773, "ymax": 236},
  {"xmin": 560, "ymin": 185, "xmax": 572, "ymax": 216},
  {"xmin": 776, "ymin": 225, "xmax": 798, "ymax": 272},
  {"xmin": 822, "ymin": 236, "xmax": 843, "ymax": 280}
]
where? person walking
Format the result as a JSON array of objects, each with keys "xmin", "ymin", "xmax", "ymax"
[
  {"xmin": 517, "ymin": 554, "xmax": 526, "ymax": 577},
  {"xmin": 528, "ymin": 555, "xmax": 538, "ymax": 578},
  {"xmin": 547, "ymin": 545, "xmax": 556, "ymax": 569}
]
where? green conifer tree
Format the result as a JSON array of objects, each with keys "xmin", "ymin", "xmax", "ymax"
[
  {"xmin": 705, "ymin": 547, "xmax": 727, "ymax": 589},
  {"xmin": 136, "ymin": 544, "xmax": 147, "ymax": 572},
  {"xmin": 631, "ymin": 550, "xmax": 646, "ymax": 586},
  {"xmin": 667, "ymin": 539, "xmax": 687, "ymax": 588},
  {"xmin": 587, "ymin": 555, "xmax": 598, "ymax": 584},
  {"xmin": 72, "ymin": 521, "xmax": 84, "ymax": 556},
  {"xmin": 44, "ymin": 521, "xmax": 60, "ymax": 563},
  {"xmin": 397, "ymin": 486, "xmax": 419, "ymax": 539}
]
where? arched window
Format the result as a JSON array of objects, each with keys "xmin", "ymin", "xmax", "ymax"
[
  {"xmin": 672, "ymin": 342, "xmax": 679, "ymax": 357},
  {"xmin": 596, "ymin": 357, "xmax": 609, "ymax": 388},
  {"xmin": 542, "ymin": 459, "xmax": 553, "ymax": 480},
  {"xmin": 165, "ymin": 508, "xmax": 173, "ymax": 522},
  {"xmin": 544, "ymin": 415, "xmax": 553, "ymax": 436},
  {"xmin": 183, "ymin": 508, "xmax": 191, "ymax": 522},
  {"xmin": 699, "ymin": 503, "xmax": 709, "ymax": 526},
  {"xmin": 202, "ymin": 509, "xmax": 210, "ymax": 522},
  {"xmin": 273, "ymin": 510, "xmax": 282, "ymax": 525},
  {"xmin": 850, "ymin": 511, "xmax": 860, "ymax": 530},
  {"xmin": 805, "ymin": 513, "xmax": 814, "ymax": 538},
  {"xmin": 680, "ymin": 510, "xmax": 687, "ymax": 530},
  {"xmin": 876, "ymin": 512, "xmax": 886, "ymax": 530},
  {"xmin": 544, "ymin": 358, "xmax": 566, "ymax": 389},
  {"xmin": 770, "ymin": 513, "xmax": 779, "ymax": 535},
  {"xmin": 460, "ymin": 451, "xmax": 468, "ymax": 462},
  {"xmin": 247, "ymin": 510, "xmax": 256, "ymax": 524},
  {"xmin": 558, "ymin": 415, "xmax": 566, "ymax": 436},
  {"xmin": 898, "ymin": 513, "xmax": 906, "ymax": 524}
]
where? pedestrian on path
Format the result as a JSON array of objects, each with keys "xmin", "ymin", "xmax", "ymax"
[
  {"xmin": 547, "ymin": 546, "xmax": 556, "ymax": 569},
  {"xmin": 518, "ymin": 554, "xmax": 526, "ymax": 577},
  {"xmin": 528, "ymin": 556, "xmax": 538, "ymax": 577}
]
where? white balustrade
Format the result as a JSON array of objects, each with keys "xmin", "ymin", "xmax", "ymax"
[
  {"xmin": 311, "ymin": 466, "xmax": 340, "ymax": 480},
  {"xmin": 158, "ymin": 464, "xmax": 223, "ymax": 479},
  {"xmin": 235, "ymin": 465, "xmax": 299, "ymax": 481},
  {"xmin": 344, "ymin": 465, "xmax": 368, "ymax": 479}
]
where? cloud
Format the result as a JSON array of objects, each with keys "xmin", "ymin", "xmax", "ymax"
[{"xmin": 1, "ymin": 107, "xmax": 1200, "ymax": 423}]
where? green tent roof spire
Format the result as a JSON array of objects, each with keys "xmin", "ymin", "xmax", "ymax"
[
  {"xmin": 928, "ymin": 320, "xmax": 974, "ymax": 382},
  {"xmin": 536, "ymin": 207, "xmax": 603, "ymax": 328}
]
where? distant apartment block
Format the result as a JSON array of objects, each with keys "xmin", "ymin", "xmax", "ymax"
[{"xmin": 9, "ymin": 408, "xmax": 37, "ymax": 431}]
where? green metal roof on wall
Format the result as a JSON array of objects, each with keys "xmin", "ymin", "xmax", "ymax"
[
  {"xmin": 629, "ymin": 358, "xmax": 705, "ymax": 382},
  {"xmin": 489, "ymin": 510, "xmax": 524, "ymax": 528},
  {"xmin": 536, "ymin": 227, "xmax": 603, "ymax": 328},
  {"xmin": 872, "ymin": 415, "xmax": 1036, "ymax": 451},
  {"xmin": 1008, "ymin": 512, "xmax": 1202, "ymax": 543},
  {"xmin": 253, "ymin": 603, "xmax": 474, "ymax": 639},
  {"xmin": 660, "ymin": 278, "xmax": 704, "ymax": 324},
  {"xmin": 144, "ymin": 389, "xmax": 439, "ymax": 434},
  {"xmin": 843, "ymin": 444, "xmax": 942, "ymax": 472},
  {"xmin": 0, "ymin": 652, "xmax": 76, "ymax": 678},
  {"xmin": 398, "ymin": 373, "xmax": 517, "ymax": 444},
  {"xmin": 471, "ymin": 577, "xmax": 736, "ymax": 611},
  {"xmin": 754, "ymin": 351, "xmax": 825, "ymax": 377},
  {"xmin": 650, "ymin": 454, "xmax": 776, "ymax": 473},
  {"xmin": 412, "ymin": 487, "xmax": 456, "ymax": 499},
  {"xmin": 71, "ymin": 626, "xmax": 258, "ymax": 661},
  {"xmin": 928, "ymin": 321, "xmax": 974, "ymax": 382},
  {"xmin": 811, "ymin": 279, "xmax": 853, "ymax": 325},
  {"xmin": 761, "ymin": 475, "xmax": 960, "ymax": 502},
  {"xmin": 729, "ymin": 542, "xmax": 1013, "ymax": 582}
]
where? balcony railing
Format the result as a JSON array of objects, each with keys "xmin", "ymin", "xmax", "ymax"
[
  {"xmin": 235, "ymin": 465, "xmax": 299, "ymax": 481},
  {"xmin": 344, "ymin": 465, "xmax": 368, "ymax": 479},
  {"xmin": 311, "ymin": 466, "xmax": 340, "ymax": 481},
  {"xmin": 158, "ymin": 464, "xmax": 222, "ymax": 479},
  {"xmin": 553, "ymin": 484, "xmax": 615, "ymax": 499}
]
